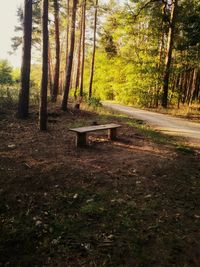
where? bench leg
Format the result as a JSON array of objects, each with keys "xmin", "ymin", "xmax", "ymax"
[
  {"xmin": 108, "ymin": 128, "xmax": 117, "ymax": 140},
  {"xmin": 76, "ymin": 133, "xmax": 87, "ymax": 147}
]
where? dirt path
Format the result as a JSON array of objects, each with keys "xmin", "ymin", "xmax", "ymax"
[{"xmin": 103, "ymin": 102, "xmax": 200, "ymax": 144}]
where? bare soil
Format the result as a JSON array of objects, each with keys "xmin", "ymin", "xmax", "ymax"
[{"xmin": 0, "ymin": 104, "xmax": 200, "ymax": 267}]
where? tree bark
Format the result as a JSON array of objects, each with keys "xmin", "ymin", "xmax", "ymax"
[
  {"xmin": 79, "ymin": 0, "xmax": 86, "ymax": 98},
  {"xmin": 61, "ymin": 0, "xmax": 78, "ymax": 111},
  {"xmin": 48, "ymin": 46, "xmax": 53, "ymax": 97},
  {"xmin": 154, "ymin": 0, "xmax": 167, "ymax": 107},
  {"xmin": 188, "ymin": 69, "xmax": 197, "ymax": 106},
  {"xmin": 39, "ymin": 0, "xmax": 49, "ymax": 131},
  {"xmin": 161, "ymin": 0, "xmax": 178, "ymax": 108},
  {"xmin": 65, "ymin": 0, "xmax": 70, "ymax": 69},
  {"xmin": 18, "ymin": 0, "xmax": 32, "ymax": 119},
  {"xmin": 52, "ymin": 0, "xmax": 60, "ymax": 102},
  {"xmin": 186, "ymin": 69, "xmax": 194, "ymax": 104},
  {"xmin": 74, "ymin": 7, "xmax": 83, "ymax": 99},
  {"xmin": 88, "ymin": 0, "xmax": 98, "ymax": 99}
]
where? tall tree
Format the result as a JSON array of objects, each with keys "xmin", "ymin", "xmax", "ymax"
[
  {"xmin": 61, "ymin": 0, "xmax": 78, "ymax": 111},
  {"xmin": 66, "ymin": 0, "xmax": 70, "ymax": 67},
  {"xmin": 154, "ymin": 0, "xmax": 167, "ymax": 107},
  {"xmin": 0, "ymin": 60, "xmax": 13, "ymax": 85},
  {"xmin": 52, "ymin": 0, "xmax": 60, "ymax": 102},
  {"xmin": 18, "ymin": 0, "xmax": 33, "ymax": 119},
  {"xmin": 74, "ymin": 6, "xmax": 83, "ymax": 99},
  {"xmin": 39, "ymin": 0, "xmax": 49, "ymax": 130},
  {"xmin": 48, "ymin": 46, "xmax": 53, "ymax": 96},
  {"xmin": 161, "ymin": 0, "xmax": 178, "ymax": 108},
  {"xmin": 79, "ymin": 0, "xmax": 86, "ymax": 98},
  {"xmin": 88, "ymin": 0, "xmax": 98, "ymax": 99}
]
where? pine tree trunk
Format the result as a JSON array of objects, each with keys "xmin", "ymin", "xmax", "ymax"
[
  {"xmin": 161, "ymin": 0, "xmax": 178, "ymax": 108},
  {"xmin": 48, "ymin": 46, "xmax": 53, "ymax": 97},
  {"xmin": 188, "ymin": 69, "xmax": 197, "ymax": 107},
  {"xmin": 154, "ymin": 1, "xmax": 167, "ymax": 107},
  {"xmin": 89, "ymin": 0, "xmax": 98, "ymax": 99},
  {"xmin": 18, "ymin": 0, "xmax": 32, "ymax": 119},
  {"xmin": 52, "ymin": 0, "xmax": 60, "ymax": 102},
  {"xmin": 74, "ymin": 8, "xmax": 83, "ymax": 100},
  {"xmin": 39, "ymin": 0, "xmax": 49, "ymax": 131},
  {"xmin": 186, "ymin": 69, "xmax": 194, "ymax": 104},
  {"xmin": 79, "ymin": 0, "xmax": 86, "ymax": 98},
  {"xmin": 193, "ymin": 71, "xmax": 200, "ymax": 100},
  {"xmin": 61, "ymin": 0, "xmax": 78, "ymax": 111},
  {"xmin": 65, "ymin": 0, "xmax": 70, "ymax": 68},
  {"xmin": 182, "ymin": 71, "xmax": 189, "ymax": 104}
]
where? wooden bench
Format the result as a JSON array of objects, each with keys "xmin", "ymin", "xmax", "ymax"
[{"xmin": 69, "ymin": 123, "xmax": 121, "ymax": 147}]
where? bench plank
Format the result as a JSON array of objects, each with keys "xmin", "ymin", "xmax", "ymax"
[{"xmin": 69, "ymin": 123, "xmax": 121, "ymax": 133}]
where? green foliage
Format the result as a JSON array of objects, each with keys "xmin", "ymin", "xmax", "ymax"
[
  {"xmin": 11, "ymin": 2, "xmax": 42, "ymax": 52},
  {"xmin": 176, "ymin": 145, "xmax": 195, "ymax": 155},
  {"xmin": 12, "ymin": 68, "xmax": 20, "ymax": 83},
  {"xmin": 7, "ymin": 0, "xmax": 200, "ymax": 109},
  {"xmin": 80, "ymin": 201, "xmax": 105, "ymax": 216},
  {"xmin": 30, "ymin": 64, "xmax": 42, "ymax": 91},
  {"xmin": 177, "ymin": 0, "xmax": 200, "ymax": 49},
  {"xmin": 0, "ymin": 61, "xmax": 19, "ymax": 110},
  {"xmin": 84, "ymin": 48, "xmax": 157, "ymax": 107},
  {"xmin": 0, "ymin": 87, "xmax": 19, "ymax": 111},
  {"xmin": 86, "ymin": 97, "xmax": 102, "ymax": 107},
  {"xmin": 82, "ymin": 0, "xmax": 200, "ymax": 108},
  {"xmin": 0, "ymin": 60, "xmax": 13, "ymax": 85},
  {"xmin": 83, "ymin": 1, "xmax": 162, "ymax": 107},
  {"xmin": 0, "ymin": 62, "xmax": 41, "ymax": 111}
]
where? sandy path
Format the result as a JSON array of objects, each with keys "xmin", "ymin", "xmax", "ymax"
[{"xmin": 103, "ymin": 102, "xmax": 200, "ymax": 144}]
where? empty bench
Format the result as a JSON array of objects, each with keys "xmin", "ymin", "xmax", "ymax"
[{"xmin": 69, "ymin": 123, "xmax": 121, "ymax": 147}]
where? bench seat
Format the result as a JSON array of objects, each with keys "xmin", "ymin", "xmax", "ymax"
[{"xmin": 69, "ymin": 123, "xmax": 121, "ymax": 147}]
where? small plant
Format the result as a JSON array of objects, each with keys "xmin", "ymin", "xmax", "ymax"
[
  {"xmin": 30, "ymin": 92, "xmax": 40, "ymax": 105},
  {"xmin": 176, "ymin": 145, "xmax": 195, "ymax": 154},
  {"xmin": 0, "ymin": 86, "xmax": 19, "ymax": 110},
  {"xmin": 87, "ymin": 97, "xmax": 102, "ymax": 107},
  {"xmin": 80, "ymin": 201, "xmax": 105, "ymax": 216}
]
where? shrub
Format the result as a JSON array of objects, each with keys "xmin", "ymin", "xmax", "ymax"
[{"xmin": 86, "ymin": 97, "xmax": 102, "ymax": 107}]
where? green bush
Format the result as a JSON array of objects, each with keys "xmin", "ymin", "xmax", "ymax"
[
  {"xmin": 0, "ymin": 60, "xmax": 13, "ymax": 85},
  {"xmin": 0, "ymin": 86, "xmax": 41, "ymax": 111},
  {"xmin": 86, "ymin": 97, "xmax": 102, "ymax": 107},
  {"xmin": 0, "ymin": 87, "xmax": 19, "ymax": 110}
]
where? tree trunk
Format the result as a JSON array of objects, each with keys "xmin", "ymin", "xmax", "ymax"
[
  {"xmin": 88, "ymin": 0, "xmax": 98, "ymax": 99},
  {"xmin": 39, "ymin": 0, "xmax": 49, "ymax": 131},
  {"xmin": 18, "ymin": 0, "xmax": 32, "ymax": 119},
  {"xmin": 48, "ymin": 46, "xmax": 53, "ymax": 97},
  {"xmin": 193, "ymin": 70, "xmax": 200, "ymax": 101},
  {"xmin": 182, "ymin": 70, "xmax": 189, "ymax": 104},
  {"xmin": 79, "ymin": 0, "xmax": 86, "ymax": 98},
  {"xmin": 188, "ymin": 69, "xmax": 197, "ymax": 107},
  {"xmin": 161, "ymin": 0, "xmax": 178, "ymax": 108},
  {"xmin": 61, "ymin": 0, "xmax": 78, "ymax": 111},
  {"xmin": 154, "ymin": 1, "xmax": 167, "ymax": 107},
  {"xmin": 65, "ymin": 0, "xmax": 70, "ymax": 68},
  {"xmin": 52, "ymin": 0, "xmax": 60, "ymax": 102},
  {"xmin": 74, "ymin": 7, "xmax": 83, "ymax": 99},
  {"xmin": 186, "ymin": 69, "xmax": 194, "ymax": 104}
]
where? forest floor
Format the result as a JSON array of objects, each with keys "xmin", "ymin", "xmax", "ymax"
[{"xmin": 0, "ymin": 103, "xmax": 200, "ymax": 267}]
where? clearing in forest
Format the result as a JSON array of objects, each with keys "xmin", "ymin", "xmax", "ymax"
[{"xmin": 0, "ymin": 104, "xmax": 200, "ymax": 266}]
